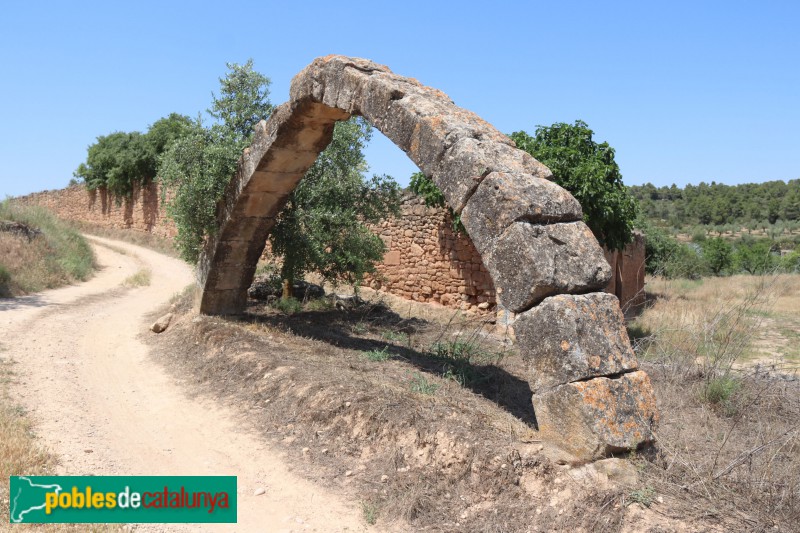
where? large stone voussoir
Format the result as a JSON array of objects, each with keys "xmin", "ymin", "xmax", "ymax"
[
  {"xmin": 486, "ymin": 221, "xmax": 611, "ymax": 313},
  {"xmin": 433, "ymin": 138, "xmax": 555, "ymax": 213},
  {"xmin": 461, "ymin": 172, "xmax": 583, "ymax": 256},
  {"xmin": 532, "ymin": 371, "xmax": 659, "ymax": 460},
  {"xmin": 515, "ymin": 293, "xmax": 638, "ymax": 392},
  {"xmin": 290, "ymin": 56, "xmax": 391, "ymax": 105},
  {"xmin": 199, "ymin": 288, "xmax": 249, "ymax": 316}
]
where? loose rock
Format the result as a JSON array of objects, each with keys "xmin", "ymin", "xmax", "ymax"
[{"xmin": 150, "ymin": 313, "xmax": 173, "ymax": 333}]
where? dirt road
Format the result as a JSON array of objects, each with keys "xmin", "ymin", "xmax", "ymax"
[{"xmin": 2, "ymin": 236, "xmax": 369, "ymax": 532}]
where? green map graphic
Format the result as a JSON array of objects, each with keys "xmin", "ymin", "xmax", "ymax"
[
  {"xmin": 9, "ymin": 476, "xmax": 62, "ymax": 523},
  {"xmin": 8, "ymin": 475, "xmax": 237, "ymax": 523}
]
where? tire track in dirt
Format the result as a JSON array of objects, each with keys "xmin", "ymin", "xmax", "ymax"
[{"xmin": 2, "ymin": 236, "xmax": 370, "ymax": 532}]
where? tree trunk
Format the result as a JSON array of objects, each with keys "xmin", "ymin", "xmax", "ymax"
[{"xmin": 282, "ymin": 278, "xmax": 294, "ymax": 300}]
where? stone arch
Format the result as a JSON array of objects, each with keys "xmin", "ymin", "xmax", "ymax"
[{"xmin": 197, "ymin": 56, "xmax": 658, "ymax": 459}]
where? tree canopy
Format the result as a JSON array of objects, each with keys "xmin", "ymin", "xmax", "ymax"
[
  {"xmin": 74, "ymin": 113, "xmax": 193, "ymax": 198},
  {"xmin": 208, "ymin": 59, "xmax": 273, "ymax": 139},
  {"xmin": 158, "ymin": 59, "xmax": 401, "ymax": 296},
  {"xmin": 158, "ymin": 60, "xmax": 272, "ymax": 262},
  {"xmin": 269, "ymin": 118, "xmax": 400, "ymax": 296},
  {"xmin": 630, "ymin": 179, "xmax": 800, "ymax": 229},
  {"xmin": 510, "ymin": 120, "xmax": 638, "ymax": 252}
]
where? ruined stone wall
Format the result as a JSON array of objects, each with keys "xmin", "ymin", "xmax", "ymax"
[
  {"xmin": 367, "ymin": 194, "xmax": 645, "ymax": 318},
  {"xmin": 366, "ymin": 194, "xmax": 495, "ymax": 314},
  {"xmin": 14, "ymin": 184, "xmax": 645, "ymax": 319},
  {"xmin": 13, "ymin": 182, "xmax": 176, "ymax": 238}
]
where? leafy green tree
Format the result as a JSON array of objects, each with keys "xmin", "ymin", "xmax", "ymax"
[
  {"xmin": 74, "ymin": 131, "xmax": 152, "ymax": 197},
  {"xmin": 510, "ymin": 120, "xmax": 638, "ymax": 251},
  {"xmin": 159, "ymin": 60, "xmax": 273, "ymax": 262},
  {"xmin": 75, "ymin": 113, "xmax": 194, "ymax": 198},
  {"xmin": 269, "ymin": 118, "xmax": 400, "ymax": 298},
  {"xmin": 146, "ymin": 113, "xmax": 193, "ymax": 157},
  {"xmin": 701, "ymin": 237, "xmax": 733, "ymax": 275},
  {"xmin": 159, "ymin": 60, "xmax": 401, "ymax": 297},
  {"xmin": 158, "ymin": 121, "xmax": 244, "ymax": 259},
  {"xmin": 734, "ymin": 239, "xmax": 776, "ymax": 275},
  {"xmin": 208, "ymin": 59, "xmax": 273, "ymax": 138}
]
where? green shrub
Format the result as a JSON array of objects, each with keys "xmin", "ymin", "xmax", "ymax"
[
  {"xmin": 702, "ymin": 375, "xmax": 741, "ymax": 413},
  {"xmin": 628, "ymin": 486, "xmax": 656, "ymax": 507},
  {"xmin": 363, "ymin": 347, "xmax": 390, "ymax": 362},
  {"xmin": 664, "ymin": 243, "xmax": 709, "ymax": 280},
  {"xmin": 272, "ymin": 297, "xmax": 302, "ymax": 315},
  {"xmin": 780, "ymin": 248, "xmax": 800, "ymax": 273},
  {"xmin": 409, "ymin": 373, "xmax": 438, "ymax": 395}
]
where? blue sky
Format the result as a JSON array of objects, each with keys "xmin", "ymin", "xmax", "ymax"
[{"xmin": 1, "ymin": 1, "xmax": 798, "ymax": 198}]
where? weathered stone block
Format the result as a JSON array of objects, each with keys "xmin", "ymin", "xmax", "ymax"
[
  {"xmin": 433, "ymin": 138, "xmax": 554, "ymax": 212},
  {"xmin": 199, "ymin": 288, "xmax": 249, "ymax": 316},
  {"xmin": 515, "ymin": 293, "xmax": 638, "ymax": 391},
  {"xmin": 532, "ymin": 371, "xmax": 658, "ymax": 460},
  {"xmin": 383, "ymin": 250, "xmax": 401, "ymax": 266},
  {"xmin": 461, "ymin": 172, "xmax": 583, "ymax": 256},
  {"xmin": 485, "ymin": 221, "xmax": 611, "ymax": 313}
]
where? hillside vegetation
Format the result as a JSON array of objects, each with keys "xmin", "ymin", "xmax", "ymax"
[
  {"xmin": 632, "ymin": 180, "xmax": 800, "ymax": 233},
  {"xmin": 0, "ymin": 201, "xmax": 94, "ymax": 296},
  {"xmin": 630, "ymin": 180, "xmax": 800, "ymax": 279}
]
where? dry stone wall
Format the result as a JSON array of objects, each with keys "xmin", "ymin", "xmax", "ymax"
[
  {"xmin": 14, "ymin": 183, "xmax": 645, "ymax": 321},
  {"xmin": 14, "ymin": 182, "xmax": 177, "ymax": 239},
  {"xmin": 366, "ymin": 194, "xmax": 496, "ymax": 314},
  {"xmin": 197, "ymin": 55, "xmax": 659, "ymax": 460},
  {"xmin": 366, "ymin": 194, "xmax": 645, "ymax": 320}
]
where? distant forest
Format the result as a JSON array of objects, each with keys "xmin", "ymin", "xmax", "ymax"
[{"xmin": 630, "ymin": 180, "xmax": 800, "ymax": 230}]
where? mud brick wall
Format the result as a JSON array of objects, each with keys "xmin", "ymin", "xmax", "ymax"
[
  {"xmin": 604, "ymin": 231, "xmax": 646, "ymax": 318},
  {"xmin": 13, "ymin": 182, "xmax": 177, "ymax": 239}
]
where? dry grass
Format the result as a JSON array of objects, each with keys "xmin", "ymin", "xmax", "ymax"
[
  {"xmin": 631, "ymin": 274, "xmax": 800, "ymax": 531},
  {"xmin": 146, "ymin": 292, "xmax": 653, "ymax": 532},
  {"xmin": 0, "ymin": 202, "xmax": 95, "ymax": 296},
  {"xmin": 122, "ymin": 267, "xmax": 152, "ymax": 288},
  {"xmin": 0, "ymin": 354, "xmax": 119, "ymax": 531}
]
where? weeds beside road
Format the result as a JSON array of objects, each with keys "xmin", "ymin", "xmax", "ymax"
[{"xmin": 0, "ymin": 201, "xmax": 95, "ymax": 296}]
